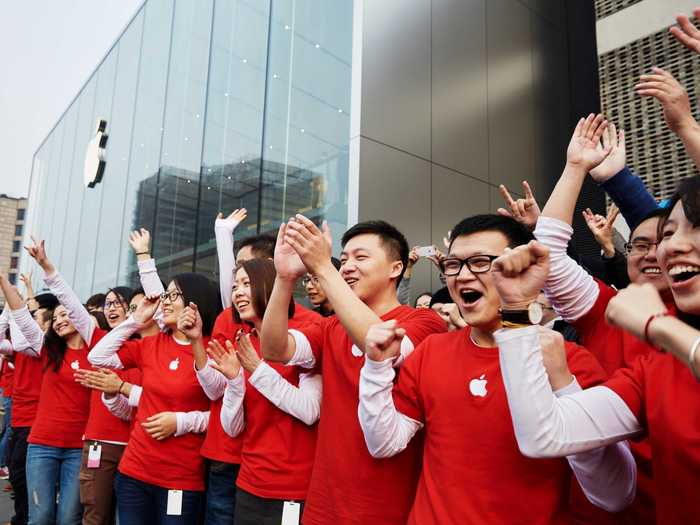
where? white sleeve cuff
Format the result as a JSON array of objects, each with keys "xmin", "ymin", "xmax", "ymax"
[{"xmin": 287, "ymin": 329, "xmax": 316, "ymax": 368}]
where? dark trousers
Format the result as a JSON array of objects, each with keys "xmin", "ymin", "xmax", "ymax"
[
  {"xmin": 79, "ymin": 441, "xmax": 125, "ymax": 525},
  {"xmin": 116, "ymin": 472, "xmax": 204, "ymax": 525},
  {"xmin": 234, "ymin": 488, "xmax": 304, "ymax": 525},
  {"xmin": 204, "ymin": 460, "xmax": 239, "ymax": 525},
  {"xmin": 9, "ymin": 426, "xmax": 30, "ymax": 525}
]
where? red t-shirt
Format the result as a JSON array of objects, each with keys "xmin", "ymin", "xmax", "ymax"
[
  {"xmin": 604, "ymin": 346, "xmax": 700, "ymax": 525},
  {"xmin": 202, "ymin": 303, "xmax": 322, "ymax": 465},
  {"xmin": 572, "ymin": 280, "xmax": 665, "ymax": 525},
  {"xmin": 11, "ymin": 352, "xmax": 43, "ymax": 427},
  {"xmin": 392, "ymin": 327, "xmax": 607, "ymax": 525},
  {"xmin": 83, "ymin": 367, "xmax": 142, "ymax": 444},
  {"xmin": 299, "ymin": 305, "xmax": 446, "ymax": 525},
  {"xmin": 116, "ymin": 332, "xmax": 211, "ymax": 491},
  {"xmin": 235, "ymin": 335, "xmax": 318, "ymax": 500},
  {"xmin": 0, "ymin": 358, "xmax": 14, "ymax": 397},
  {"xmin": 28, "ymin": 329, "xmax": 106, "ymax": 448}
]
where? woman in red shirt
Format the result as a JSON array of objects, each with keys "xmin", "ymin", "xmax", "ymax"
[
  {"xmin": 88, "ymin": 272, "xmax": 221, "ymax": 525},
  {"xmin": 210, "ymin": 258, "xmax": 321, "ymax": 525}
]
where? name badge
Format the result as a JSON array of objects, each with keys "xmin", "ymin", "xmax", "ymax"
[
  {"xmin": 281, "ymin": 501, "xmax": 301, "ymax": 525},
  {"xmin": 167, "ymin": 490, "xmax": 183, "ymax": 516},
  {"xmin": 87, "ymin": 444, "xmax": 102, "ymax": 469}
]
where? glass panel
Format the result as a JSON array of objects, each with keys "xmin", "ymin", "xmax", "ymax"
[
  {"xmin": 196, "ymin": 0, "xmax": 271, "ymax": 279},
  {"xmin": 61, "ymin": 77, "xmax": 97, "ymax": 286},
  {"xmin": 93, "ymin": 10, "xmax": 145, "ymax": 293},
  {"xmin": 74, "ymin": 47, "xmax": 119, "ymax": 300},
  {"xmin": 152, "ymin": 0, "xmax": 213, "ymax": 282},
  {"xmin": 260, "ymin": 0, "xmax": 353, "ymax": 253},
  {"xmin": 117, "ymin": 0, "xmax": 174, "ymax": 288}
]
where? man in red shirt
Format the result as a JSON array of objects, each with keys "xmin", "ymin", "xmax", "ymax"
[
  {"xmin": 260, "ymin": 217, "xmax": 446, "ymax": 524},
  {"xmin": 356, "ymin": 214, "xmax": 637, "ymax": 525}
]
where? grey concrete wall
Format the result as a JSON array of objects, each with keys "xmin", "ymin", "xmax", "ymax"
[{"xmin": 353, "ymin": 0, "xmax": 576, "ymax": 299}]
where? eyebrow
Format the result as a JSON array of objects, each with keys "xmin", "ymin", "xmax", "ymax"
[{"xmin": 630, "ymin": 236, "xmax": 653, "ymax": 243}]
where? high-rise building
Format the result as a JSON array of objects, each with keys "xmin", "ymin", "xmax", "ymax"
[
  {"xmin": 0, "ymin": 194, "xmax": 27, "ymax": 306},
  {"xmin": 596, "ymin": 0, "xmax": 700, "ymax": 201},
  {"xmin": 24, "ymin": 0, "xmax": 600, "ymax": 302}
]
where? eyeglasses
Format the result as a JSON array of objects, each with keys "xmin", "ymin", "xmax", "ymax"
[
  {"xmin": 103, "ymin": 300, "xmax": 125, "ymax": 310},
  {"xmin": 624, "ymin": 241, "xmax": 658, "ymax": 256},
  {"xmin": 302, "ymin": 276, "xmax": 319, "ymax": 286},
  {"xmin": 439, "ymin": 255, "xmax": 499, "ymax": 276},
  {"xmin": 160, "ymin": 290, "xmax": 184, "ymax": 303}
]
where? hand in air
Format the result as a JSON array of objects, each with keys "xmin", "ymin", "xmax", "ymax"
[
  {"xmin": 365, "ymin": 320, "xmax": 406, "ymax": 362},
  {"xmin": 497, "ymin": 181, "xmax": 541, "ymax": 231},
  {"xmin": 492, "ymin": 241, "xmax": 550, "ymax": 309}
]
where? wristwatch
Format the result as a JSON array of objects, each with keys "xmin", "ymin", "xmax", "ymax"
[{"xmin": 500, "ymin": 302, "xmax": 543, "ymax": 328}]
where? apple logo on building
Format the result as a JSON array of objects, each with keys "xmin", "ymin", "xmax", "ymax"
[
  {"xmin": 468, "ymin": 374, "xmax": 487, "ymax": 397},
  {"xmin": 84, "ymin": 119, "xmax": 108, "ymax": 188}
]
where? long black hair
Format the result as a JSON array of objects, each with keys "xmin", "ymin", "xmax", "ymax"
[
  {"xmin": 43, "ymin": 307, "xmax": 69, "ymax": 373},
  {"xmin": 171, "ymin": 273, "xmax": 222, "ymax": 336}
]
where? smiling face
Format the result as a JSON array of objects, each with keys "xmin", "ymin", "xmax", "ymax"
[
  {"xmin": 446, "ymin": 231, "xmax": 509, "ymax": 333},
  {"xmin": 340, "ymin": 234, "xmax": 403, "ymax": 304},
  {"xmin": 304, "ymin": 274, "xmax": 327, "ymax": 307},
  {"xmin": 161, "ymin": 281, "xmax": 186, "ymax": 327},
  {"xmin": 232, "ymin": 267, "xmax": 258, "ymax": 323},
  {"xmin": 626, "ymin": 216, "xmax": 668, "ymax": 293},
  {"xmin": 657, "ymin": 201, "xmax": 700, "ymax": 313},
  {"xmin": 104, "ymin": 290, "xmax": 127, "ymax": 329},
  {"xmin": 52, "ymin": 305, "xmax": 78, "ymax": 339}
]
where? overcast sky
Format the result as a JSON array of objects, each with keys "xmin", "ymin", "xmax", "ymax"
[{"xmin": 0, "ymin": 0, "xmax": 143, "ymax": 199}]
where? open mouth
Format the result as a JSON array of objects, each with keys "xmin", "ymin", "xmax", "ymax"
[
  {"xmin": 668, "ymin": 264, "xmax": 700, "ymax": 284},
  {"xmin": 641, "ymin": 267, "xmax": 662, "ymax": 276},
  {"xmin": 235, "ymin": 300, "xmax": 250, "ymax": 309},
  {"xmin": 107, "ymin": 313, "xmax": 121, "ymax": 322},
  {"xmin": 345, "ymin": 277, "xmax": 359, "ymax": 287},
  {"xmin": 460, "ymin": 289, "xmax": 483, "ymax": 306}
]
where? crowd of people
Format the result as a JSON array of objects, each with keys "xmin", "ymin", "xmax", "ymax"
[{"xmin": 0, "ymin": 8, "xmax": 699, "ymax": 525}]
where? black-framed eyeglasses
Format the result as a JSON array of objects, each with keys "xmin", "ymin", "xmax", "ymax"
[
  {"xmin": 624, "ymin": 241, "xmax": 658, "ymax": 256},
  {"xmin": 302, "ymin": 276, "xmax": 319, "ymax": 286},
  {"xmin": 103, "ymin": 300, "xmax": 125, "ymax": 310},
  {"xmin": 160, "ymin": 290, "xmax": 184, "ymax": 303},
  {"xmin": 439, "ymin": 255, "xmax": 499, "ymax": 276}
]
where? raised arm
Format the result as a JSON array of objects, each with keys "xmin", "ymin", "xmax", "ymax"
[
  {"xmin": 130, "ymin": 229, "xmax": 164, "ymax": 297},
  {"xmin": 215, "ymin": 209, "xmax": 247, "ymax": 309},
  {"xmin": 25, "ymin": 238, "xmax": 94, "ymax": 343}
]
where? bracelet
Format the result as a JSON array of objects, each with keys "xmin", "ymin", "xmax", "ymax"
[
  {"xmin": 118, "ymin": 381, "xmax": 125, "ymax": 395},
  {"xmin": 689, "ymin": 337, "xmax": 700, "ymax": 382},
  {"xmin": 134, "ymin": 252, "xmax": 149, "ymax": 256},
  {"xmin": 643, "ymin": 311, "xmax": 672, "ymax": 343}
]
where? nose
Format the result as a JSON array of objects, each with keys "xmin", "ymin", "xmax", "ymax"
[{"xmin": 664, "ymin": 229, "xmax": 693, "ymax": 257}]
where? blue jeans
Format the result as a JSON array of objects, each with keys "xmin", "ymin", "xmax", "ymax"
[
  {"xmin": 204, "ymin": 460, "xmax": 239, "ymax": 525},
  {"xmin": 0, "ymin": 396, "xmax": 12, "ymax": 466},
  {"xmin": 26, "ymin": 444, "xmax": 83, "ymax": 525},
  {"xmin": 116, "ymin": 473, "xmax": 203, "ymax": 525}
]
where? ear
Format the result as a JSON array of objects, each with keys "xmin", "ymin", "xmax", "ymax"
[{"xmin": 389, "ymin": 260, "xmax": 404, "ymax": 282}]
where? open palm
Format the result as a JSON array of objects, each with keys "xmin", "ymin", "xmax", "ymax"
[
  {"xmin": 273, "ymin": 223, "xmax": 307, "ymax": 280},
  {"xmin": 566, "ymin": 114, "xmax": 611, "ymax": 171}
]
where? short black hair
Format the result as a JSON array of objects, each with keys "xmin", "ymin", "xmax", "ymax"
[
  {"xmin": 341, "ymin": 220, "xmax": 409, "ymax": 285},
  {"xmin": 237, "ymin": 233, "xmax": 276, "ymax": 259},
  {"xmin": 35, "ymin": 293, "xmax": 59, "ymax": 311},
  {"xmin": 449, "ymin": 214, "xmax": 534, "ymax": 251},
  {"xmin": 658, "ymin": 175, "xmax": 700, "ymax": 239},
  {"xmin": 172, "ymin": 273, "xmax": 222, "ymax": 336},
  {"xmin": 630, "ymin": 207, "xmax": 666, "ymax": 240},
  {"xmin": 85, "ymin": 293, "xmax": 106, "ymax": 311},
  {"xmin": 429, "ymin": 287, "xmax": 452, "ymax": 307},
  {"xmin": 106, "ymin": 287, "xmax": 133, "ymax": 308},
  {"xmin": 128, "ymin": 287, "xmax": 145, "ymax": 303}
]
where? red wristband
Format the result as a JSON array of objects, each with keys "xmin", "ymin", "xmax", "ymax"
[{"xmin": 644, "ymin": 311, "xmax": 671, "ymax": 343}]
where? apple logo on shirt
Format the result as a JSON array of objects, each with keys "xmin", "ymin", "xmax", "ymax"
[
  {"xmin": 70, "ymin": 360, "xmax": 80, "ymax": 371},
  {"xmin": 350, "ymin": 344, "xmax": 363, "ymax": 358},
  {"xmin": 169, "ymin": 358, "xmax": 180, "ymax": 371},
  {"xmin": 468, "ymin": 374, "xmax": 487, "ymax": 397}
]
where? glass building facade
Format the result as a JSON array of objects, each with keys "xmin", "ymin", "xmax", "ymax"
[{"xmin": 25, "ymin": 0, "xmax": 352, "ymax": 298}]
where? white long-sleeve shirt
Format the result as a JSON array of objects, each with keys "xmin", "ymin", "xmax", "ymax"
[
  {"xmin": 220, "ymin": 362, "xmax": 322, "ymax": 437},
  {"xmin": 214, "ymin": 217, "xmax": 239, "ymax": 310},
  {"xmin": 88, "ymin": 316, "xmax": 143, "ymax": 369},
  {"xmin": 44, "ymin": 271, "xmax": 96, "ymax": 344},
  {"xmin": 358, "ymin": 349, "xmax": 638, "ymax": 513},
  {"xmin": 136, "ymin": 258, "xmax": 166, "ymax": 331}
]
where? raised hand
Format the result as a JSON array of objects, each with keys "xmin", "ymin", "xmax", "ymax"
[
  {"xmin": 669, "ymin": 10, "xmax": 700, "ymax": 54},
  {"xmin": 142, "ymin": 412, "xmax": 177, "ymax": 441},
  {"xmin": 497, "ymin": 181, "xmax": 541, "ymax": 231},
  {"xmin": 492, "ymin": 240, "xmax": 550, "ymax": 309},
  {"xmin": 538, "ymin": 327, "xmax": 574, "ymax": 391},
  {"xmin": 273, "ymin": 222, "xmax": 307, "ymax": 281},
  {"xmin": 284, "ymin": 215, "xmax": 334, "ymax": 275},
  {"xmin": 25, "ymin": 236, "xmax": 54, "ymax": 274},
  {"xmin": 566, "ymin": 114, "xmax": 611, "ymax": 171},
  {"xmin": 177, "ymin": 302, "xmax": 203, "ymax": 341},
  {"xmin": 365, "ymin": 320, "xmax": 406, "ymax": 362},
  {"xmin": 635, "ymin": 67, "xmax": 695, "ymax": 134},
  {"xmin": 207, "ymin": 339, "xmax": 242, "ymax": 379},
  {"xmin": 216, "ymin": 208, "xmax": 247, "ymax": 230},
  {"xmin": 19, "ymin": 271, "xmax": 32, "ymax": 289},
  {"xmin": 128, "ymin": 228, "xmax": 151, "ymax": 256},
  {"xmin": 582, "ymin": 205, "xmax": 619, "ymax": 257},
  {"xmin": 605, "ymin": 283, "xmax": 667, "ymax": 342},
  {"xmin": 589, "ymin": 122, "xmax": 626, "ymax": 183},
  {"xmin": 234, "ymin": 333, "xmax": 261, "ymax": 373},
  {"xmin": 132, "ymin": 295, "xmax": 161, "ymax": 324},
  {"xmin": 438, "ymin": 303, "xmax": 467, "ymax": 332},
  {"xmin": 74, "ymin": 368, "xmax": 123, "ymax": 394}
]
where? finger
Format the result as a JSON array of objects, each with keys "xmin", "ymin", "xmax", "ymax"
[
  {"xmin": 635, "ymin": 81, "xmax": 671, "ymax": 91},
  {"xmin": 677, "ymin": 14, "xmax": 700, "ymax": 40},
  {"xmin": 521, "ymin": 180, "xmax": 535, "ymax": 201},
  {"xmin": 580, "ymin": 113, "xmax": 596, "ymax": 138},
  {"xmin": 607, "ymin": 122, "xmax": 617, "ymax": 149},
  {"xmin": 321, "ymin": 220, "xmax": 333, "ymax": 246},
  {"xmin": 496, "ymin": 208, "xmax": 513, "ymax": 218},
  {"xmin": 516, "ymin": 200, "xmax": 527, "ymax": 218},
  {"xmin": 498, "ymin": 184, "xmax": 517, "ymax": 208},
  {"xmin": 294, "ymin": 214, "xmax": 321, "ymax": 236},
  {"xmin": 188, "ymin": 302, "xmax": 199, "ymax": 313},
  {"xmin": 635, "ymin": 89, "xmax": 667, "ymax": 99},
  {"xmin": 573, "ymin": 117, "xmax": 585, "ymax": 138},
  {"xmin": 590, "ymin": 117, "xmax": 608, "ymax": 145},
  {"xmin": 607, "ymin": 206, "xmax": 620, "ymax": 225}
]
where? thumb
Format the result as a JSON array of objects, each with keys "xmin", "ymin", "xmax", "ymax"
[
  {"xmin": 496, "ymin": 208, "xmax": 513, "ymax": 218},
  {"xmin": 189, "ymin": 302, "xmax": 199, "ymax": 312}
]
